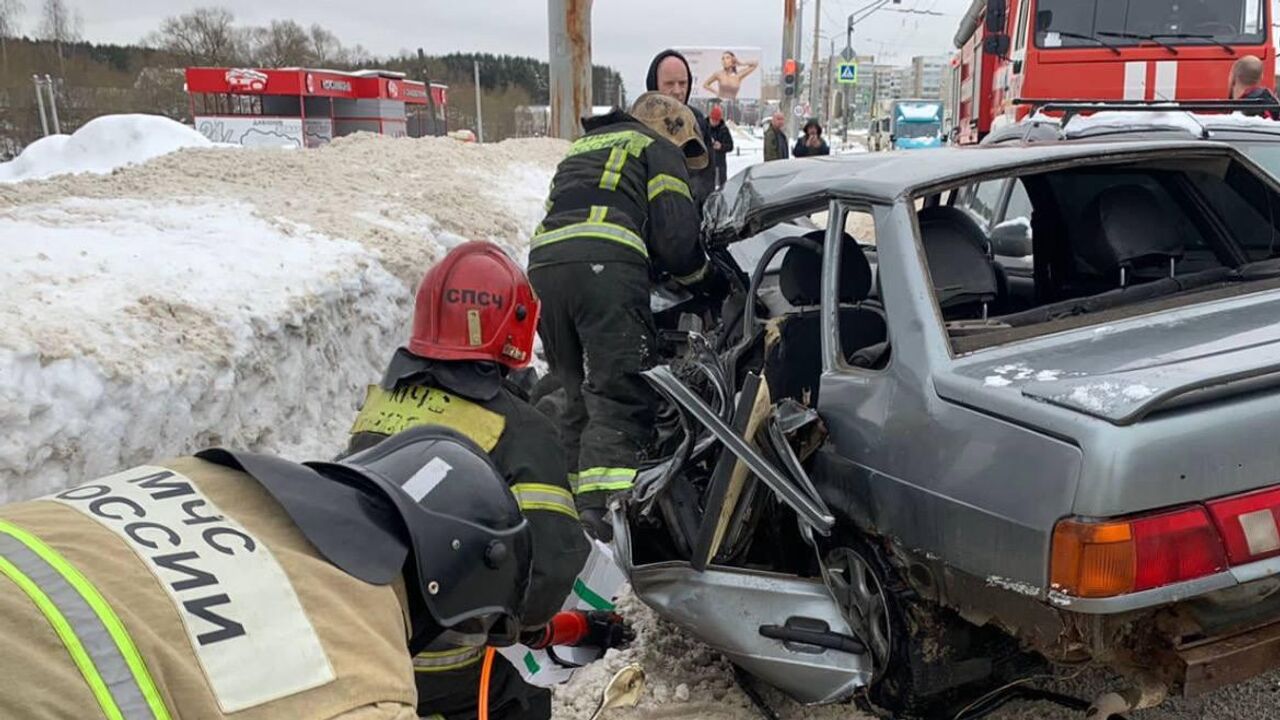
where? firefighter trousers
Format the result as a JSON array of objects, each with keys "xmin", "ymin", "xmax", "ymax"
[{"xmin": 529, "ymin": 260, "xmax": 657, "ymax": 511}]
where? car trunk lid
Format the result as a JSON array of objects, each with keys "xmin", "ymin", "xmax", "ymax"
[{"xmin": 943, "ymin": 291, "xmax": 1280, "ymax": 426}]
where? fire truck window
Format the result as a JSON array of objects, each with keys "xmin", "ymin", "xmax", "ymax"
[
  {"xmin": 1014, "ymin": 0, "xmax": 1031, "ymax": 51},
  {"xmin": 1037, "ymin": 0, "xmax": 1264, "ymax": 46}
]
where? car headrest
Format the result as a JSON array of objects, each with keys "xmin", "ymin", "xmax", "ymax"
[
  {"xmin": 917, "ymin": 206, "xmax": 999, "ymax": 310},
  {"xmin": 778, "ymin": 230, "xmax": 873, "ymax": 306},
  {"xmin": 1078, "ymin": 184, "xmax": 1184, "ymax": 275}
]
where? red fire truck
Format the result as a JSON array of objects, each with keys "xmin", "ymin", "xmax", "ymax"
[{"xmin": 950, "ymin": 0, "xmax": 1274, "ymax": 144}]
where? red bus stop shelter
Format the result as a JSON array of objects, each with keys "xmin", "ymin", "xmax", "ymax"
[{"xmin": 186, "ymin": 67, "xmax": 448, "ymax": 148}]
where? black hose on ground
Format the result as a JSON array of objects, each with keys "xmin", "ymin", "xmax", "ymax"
[{"xmin": 952, "ymin": 685, "xmax": 1129, "ymax": 720}]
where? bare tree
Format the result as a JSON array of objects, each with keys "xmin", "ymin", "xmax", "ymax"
[
  {"xmin": 249, "ymin": 20, "xmax": 313, "ymax": 67},
  {"xmin": 39, "ymin": 0, "xmax": 82, "ymax": 75},
  {"xmin": 308, "ymin": 24, "xmax": 346, "ymax": 67},
  {"xmin": 0, "ymin": 0, "xmax": 24, "ymax": 77},
  {"xmin": 151, "ymin": 7, "xmax": 242, "ymax": 66}
]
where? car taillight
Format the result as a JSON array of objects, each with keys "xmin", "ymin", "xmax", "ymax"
[
  {"xmin": 1051, "ymin": 507, "xmax": 1227, "ymax": 598},
  {"xmin": 1207, "ymin": 487, "xmax": 1280, "ymax": 565}
]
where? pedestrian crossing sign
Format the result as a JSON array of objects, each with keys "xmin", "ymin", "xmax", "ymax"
[{"xmin": 838, "ymin": 63, "xmax": 859, "ymax": 84}]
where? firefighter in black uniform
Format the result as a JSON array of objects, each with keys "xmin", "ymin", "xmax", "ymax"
[
  {"xmin": 528, "ymin": 92, "xmax": 721, "ymax": 540},
  {"xmin": 345, "ymin": 241, "xmax": 600, "ymax": 720}
]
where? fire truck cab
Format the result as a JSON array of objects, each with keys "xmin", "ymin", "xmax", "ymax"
[{"xmin": 950, "ymin": 0, "xmax": 1274, "ymax": 144}]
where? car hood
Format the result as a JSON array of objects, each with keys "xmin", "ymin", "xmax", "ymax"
[{"xmin": 940, "ymin": 291, "xmax": 1280, "ymax": 425}]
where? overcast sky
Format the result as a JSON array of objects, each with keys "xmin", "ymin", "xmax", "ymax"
[{"xmin": 35, "ymin": 0, "xmax": 971, "ymax": 93}]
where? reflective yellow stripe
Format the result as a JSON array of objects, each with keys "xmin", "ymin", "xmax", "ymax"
[
  {"xmin": 647, "ymin": 173, "xmax": 693, "ymax": 202},
  {"xmin": 350, "ymin": 385, "xmax": 506, "ymax": 453},
  {"xmin": 572, "ymin": 467, "xmax": 637, "ymax": 495},
  {"xmin": 673, "ymin": 261, "xmax": 709, "ymax": 286},
  {"xmin": 530, "ymin": 216, "xmax": 649, "ymax": 259},
  {"xmin": 0, "ymin": 520, "xmax": 170, "ymax": 720},
  {"xmin": 413, "ymin": 646, "xmax": 484, "ymax": 673},
  {"xmin": 599, "ymin": 147, "xmax": 627, "ymax": 191},
  {"xmin": 567, "ymin": 130, "xmax": 655, "ymax": 159},
  {"xmin": 511, "ymin": 483, "xmax": 579, "ymax": 520}
]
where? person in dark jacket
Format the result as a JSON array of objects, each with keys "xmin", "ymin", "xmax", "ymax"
[
  {"xmin": 346, "ymin": 241, "xmax": 598, "ymax": 720},
  {"xmin": 793, "ymin": 118, "xmax": 832, "ymax": 157},
  {"xmin": 1229, "ymin": 55, "xmax": 1280, "ymax": 120},
  {"xmin": 707, "ymin": 104, "xmax": 734, "ymax": 188},
  {"xmin": 763, "ymin": 111, "xmax": 789, "ymax": 162},
  {"xmin": 529, "ymin": 93, "xmax": 718, "ymax": 542},
  {"xmin": 647, "ymin": 49, "xmax": 718, "ymax": 208}
]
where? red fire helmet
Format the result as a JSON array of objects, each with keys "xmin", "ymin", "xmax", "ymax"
[{"xmin": 409, "ymin": 241, "xmax": 540, "ymax": 368}]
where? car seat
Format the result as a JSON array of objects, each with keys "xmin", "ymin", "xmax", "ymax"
[
  {"xmin": 762, "ymin": 230, "xmax": 887, "ymax": 405},
  {"xmin": 1076, "ymin": 184, "xmax": 1185, "ymax": 288},
  {"xmin": 917, "ymin": 206, "xmax": 1001, "ymax": 320}
]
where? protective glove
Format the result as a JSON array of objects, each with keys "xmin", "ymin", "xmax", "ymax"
[
  {"xmin": 687, "ymin": 260, "xmax": 732, "ymax": 301},
  {"xmin": 579, "ymin": 506, "xmax": 614, "ymax": 543}
]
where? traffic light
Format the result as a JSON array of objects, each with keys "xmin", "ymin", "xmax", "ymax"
[{"xmin": 783, "ymin": 58, "xmax": 798, "ymax": 97}]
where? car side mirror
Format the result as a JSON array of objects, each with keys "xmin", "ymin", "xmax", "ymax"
[
  {"xmin": 991, "ymin": 219, "xmax": 1033, "ymax": 257},
  {"xmin": 983, "ymin": 34, "xmax": 1011, "ymax": 57}
]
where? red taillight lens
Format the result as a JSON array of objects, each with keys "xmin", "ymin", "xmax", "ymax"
[
  {"xmin": 1207, "ymin": 487, "xmax": 1280, "ymax": 565},
  {"xmin": 1051, "ymin": 507, "xmax": 1227, "ymax": 598},
  {"xmin": 1131, "ymin": 508, "xmax": 1227, "ymax": 591}
]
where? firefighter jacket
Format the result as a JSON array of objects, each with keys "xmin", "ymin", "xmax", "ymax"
[
  {"xmin": 347, "ymin": 354, "xmax": 591, "ymax": 675},
  {"xmin": 528, "ymin": 110, "xmax": 709, "ymax": 286},
  {"xmin": 0, "ymin": 457, "xmax": 417, "ymax": 720}
]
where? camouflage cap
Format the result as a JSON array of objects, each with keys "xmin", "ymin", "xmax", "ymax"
[{"xmin": 629, "ymin": 91, "xmax": 710, "ymax": 170}]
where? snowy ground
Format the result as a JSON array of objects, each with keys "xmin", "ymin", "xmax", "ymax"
[{"xmin": 0, "ymin": 115, "xmax": 561, "ymax": 499}]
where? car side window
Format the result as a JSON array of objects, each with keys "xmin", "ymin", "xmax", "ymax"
[
  {"xmin": 958, "ymin": 180, "xmax": 1005, "ymax": 229},
  {"xmin": 837, "ymin": 209, "xmax": 890, "ymax": 371}
]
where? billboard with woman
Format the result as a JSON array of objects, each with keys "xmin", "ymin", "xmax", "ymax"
[{"xmin": 678, "ymin": 47, "xmax": 763, "ymax": 101}]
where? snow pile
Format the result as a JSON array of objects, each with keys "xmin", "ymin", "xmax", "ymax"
[
  {"xmin": 0, "ymin": 128, "xmax": 566, "ymax": 500},
  {"xmin": 0, "ymin": 114, "xmax": 215, "ymax": 183}
]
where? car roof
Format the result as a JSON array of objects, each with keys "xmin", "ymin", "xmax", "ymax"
[
  {"xmin": 985, "ymin": 112, "xmax": 1280, "ymax": 146},
  {"xmin": 707, "ymin": 140, "xmax": 1234, "ymax": 244}
]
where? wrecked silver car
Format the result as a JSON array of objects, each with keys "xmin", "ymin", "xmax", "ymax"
[{"xmin": 609, "ymin": 141, "xmax": 1280, "ymax": 716}]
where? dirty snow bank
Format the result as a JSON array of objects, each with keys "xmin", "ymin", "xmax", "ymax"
[
  {"xmin": 0, "ymin": 130, "xmax": 566, "ymax": 500},
  {"xmin": 0, "ymin": 114, "xmax": 215, "ymax": 183}
]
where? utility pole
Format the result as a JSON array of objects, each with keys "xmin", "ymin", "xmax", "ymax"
[
  {"xmin": 473, "ymin": 60, "xmax": 485, "ymax": 142},
  {"xmin": 46, "ymin": 75, "xmax": 60, "ymax": 135},
  {"xmin": 782, "ymin": 0, "xmax": 798, "ymax": 133},
  {"xmin": 808, "ymin": 0, "xmax": 822, "ymax": 114},
  {"xmin": 32, "ymin": 75, "xmax": 48, "ymax": 137},
  {"xmin": 548, "ymin": 0, "xmax": 594, "ymax": 140}
]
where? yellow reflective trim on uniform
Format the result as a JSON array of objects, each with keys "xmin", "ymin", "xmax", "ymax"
[
  {"xmin": 511, "ymin": 483, "xmax": 578, "ymax": 520},
  {"xmin": 0, "ymin": 520, "xmax": 171, "ymax": 720},
  {"xmin": 577, "ymin": 480, "xmax": 635, "ymax": 493},
  {"xmin": 599, "ymin": 147, "xmax": 627, "ymax": 191},
  {"xmin": 571, "ymin": 467, "xmax": 637, "ymax": 494},
  {"xmin": 647, "ymin": 174, "xmax": 693, "ymax": 202},
  {"xmin": 588, "ymin": 205, "xmax": 608, "ymax": 223},
  {"xmin": 529, "ymin": 220, "xmax": 648, "ymax": 258},
  {"xmin": 351, "ymin": 385, "xmax": 506, "ymax": 453},
  {"xmin": 413, "ymin": 646, "xmax": 484, "ymax": 673},
  {"xmin": 567, "ymin": 130, "xmax": 655, "ymax": 159},
  {"xmin": 673, "ymin": 261, "xmax": 710, "ymax": 286},
  {"xmin": 0, "ymin": 553, "xmax": 125, "ymax": 720}
]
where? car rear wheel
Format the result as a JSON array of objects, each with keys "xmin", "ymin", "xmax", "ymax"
[{"xmin": 822, "ymin": 537, "xmax": 1039, "ymax": 718}]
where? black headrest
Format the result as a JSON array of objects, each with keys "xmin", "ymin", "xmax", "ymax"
[
  {"xmin": 1078, "ymin": 184, "xmax": 1184, "ymax": 275},
  {"xmin": 917, "ymin": 206, "xmax": 999, "ymax": 309},
  {"xmin": 778, "ymin": 230, "xmax": 873, "ymax": 306}
]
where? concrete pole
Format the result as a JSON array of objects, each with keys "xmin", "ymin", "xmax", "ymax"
[
  {"xmin": 46, "ymin": 75, "xmax": 60, "ymax": 135},
  {"xmin": 32, "ymin": 75, "xmax": 48, "ymax": 137},
  {"xmin": 473, "ymin": 61, "xmax": 484, "ymax": 143},
  {"xmin": 808, "ymin": 0, "xmax": 822, "ymax": 114},
  {"xmin": 782, "ymin": 0, "xmax": 798, "ymax": 135},
  {"xmin": 548, "ymin": 0, "xmax": 594, "ymax": 140}
]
